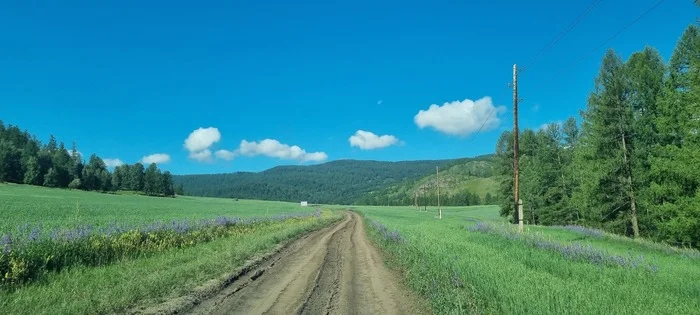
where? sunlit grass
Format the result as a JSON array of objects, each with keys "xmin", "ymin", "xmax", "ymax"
[
  {"xmin": 0, "ymin": 184, "xmax": 341, "ymax": 314},
  {"xmin": 357, "ymin": 205, "xmax": 700, "ymax": 314}
]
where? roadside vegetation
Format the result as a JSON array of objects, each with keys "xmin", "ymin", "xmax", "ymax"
[
  {"xmin": 357, "ymin": 205, "xmax": 700, "ymax": 315},
  {"xmin": 493, "ymin": 23, "xmax": 700, "ymax": 248},
  {"xmin": 0, "ymin": 185, "xmax": 340, "ymax": 314}
]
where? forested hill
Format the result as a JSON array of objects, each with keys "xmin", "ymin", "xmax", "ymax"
[
  {"xmin": 355, "ymin": 156, "xmax": 497, "ymax": 206},
  {"xmin": 173, "ymin": 158, "xmax": 487, "ymax": 204}
]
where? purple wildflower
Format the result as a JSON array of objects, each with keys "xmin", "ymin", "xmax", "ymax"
[
  {"xmin": 28, "ymin": 228, "xmax": 40, "ymax": 242},
  {"xmin": 467, "ymin": 221, "xmax": 658, "ymax": 271},
  {"xmin": 1, "ymin": 234, "xmax": 12, "ymax": 254},
  {"xmin": 557, "ymin": 225, "xmax": 607, "ymax": 238}
]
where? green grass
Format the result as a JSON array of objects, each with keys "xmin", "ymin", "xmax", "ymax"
[
  {"xmin": 354, "ymin": 205, "xmax": 700, "ymax": 315},
  {"xmin": 0, "ymin": 183, "xmax": 312, "ymax": 231},
  {"xmin": 0, "ymin": 214, "xmax": 339, "ymax": 315},
  {"xmin": 0, "ymin": 183, "xmax": 341, "ymax": 314}
]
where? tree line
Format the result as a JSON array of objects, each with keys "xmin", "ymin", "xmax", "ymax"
[
  {"xmin": 0, "ymin": 122, "xmax": 178, "ymax": 197},
  {"xmin": 355, "ymin": 188, "xmax": 488, "ymax": 207},
  {"xmin": 173, "ymin": 159, "xmax": 460, "ymax": 204},
  {"xmin": 495, "ymin": 23, "xmax": 700, "ymax": 248}
]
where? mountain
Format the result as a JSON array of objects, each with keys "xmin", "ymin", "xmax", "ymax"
[
  {"xmin": 355, "ymin": 155, "xmax": 497, "ymax": 206},
  {"xmin": 173, "ymin": 158, "xmax": 463, "ymax": 205}
]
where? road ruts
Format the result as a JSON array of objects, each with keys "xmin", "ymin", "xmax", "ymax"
[{"xmin": 184, "ymin": 212, "xmax": 425, "ymax": 315}]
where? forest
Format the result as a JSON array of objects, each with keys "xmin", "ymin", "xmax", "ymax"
[
  {"xmin": 0, "ymin": 123, "xmax": 177, "ymax": 197},
  {"xmin": 173, "ymin": 159, "xmax": 465, "ymax": 205},
  {"xmin": 494, "ymin": 24, "xmax": 700, "ymax": 248}
]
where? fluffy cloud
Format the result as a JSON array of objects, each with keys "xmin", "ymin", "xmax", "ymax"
[
  {"xmin": 102, "ymin": 158, "xmax": 124, "ymax": 168},
  {"xmin": 348, "ymin": 130, "xmax": 399, "ymax": 150},
  {"xmin": 414, "ymin": 96, "xmax": 506, "ymax": 136},
  {"xmin": 237, "ymin": 139, "xmax": 327, "ymax": 162},
  {"xmin": 141, "ymin": 153, "xmax": 171, "ymax": 164},
  {"xmin": 184, "ymin": 127, "xmax": 221, "ymax": 162},
  {"xmin": 189, "ymin": 149, "xmax": 212, "ymax": 162},
  {"xmin": 215, "ymin": 149, "xmax": 236, "ymax": 161}
]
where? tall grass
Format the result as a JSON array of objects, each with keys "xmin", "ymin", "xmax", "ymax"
[
  {"xmin": 358, "ymin": 205, "xmax": 700, "ymax": 315},
  {"xmin": 0, "ymin": 211, "xmax": 342, "ymax": 315},
  {"xmin": 1, "ymin": 210, "xmax": 320, "ymax": 288}
]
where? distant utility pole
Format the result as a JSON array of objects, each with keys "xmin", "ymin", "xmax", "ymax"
[
  {"xmin": 436, "ymin": 166, "xmax": 442, "ymax": 219},
  {"xmin": 513, "ymin": 64, "xmax": 521, "ymax": 227}
]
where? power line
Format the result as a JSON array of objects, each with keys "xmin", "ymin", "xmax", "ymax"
[
  {"xmin": 523, "ymin": 0, "xmax": 604, "ymax": 70},
  {"xmin": 543, "ymin": 0, "xmax": 668, "ymax": 85},
  {"xmin": 468, "ymin": 1, "xmax": 604, "ymax": 143},
  {"xmin": 468, "ymin": 0, "xmax": 666, "ymax": 143},
  {"xmin": 468, "ymin": 104, "xmax": 499, "ymax": 142}
]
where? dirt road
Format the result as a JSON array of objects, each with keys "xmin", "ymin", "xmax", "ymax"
[{"xmin": 184, "ymin": 212, "xmax": 425, "ymax": 315}]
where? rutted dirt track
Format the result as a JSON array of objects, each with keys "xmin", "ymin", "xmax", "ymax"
[{"xmin": 184, "ymin": 212, "xmax": 424, "ymax": 315}]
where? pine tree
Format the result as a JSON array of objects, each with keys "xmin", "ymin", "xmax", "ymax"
[
  {"xmin": 575, "ymin": 49, "xmax": 641, "ymax": 237},
  {"xmin": 46, "ymin": 135, "xmax": 57, "ymax": 153},
  {"xmin": 494, "ymin": 131, "xmax": 514, "ymax": 219},
  {"xmin": 69, "ymin": 142, "xmax": 83, "ymax": 182},
  {"xmin": 130, "ymin": 163, "xmax": 145, "ymax": 191},
  {"xmin": 161, "ymin": 171, "xmax": 175, "ymax": 196},
  {"xmin": 0, "ymin": 140, "xmax": 23, "ymax": 183},
  {"xmin": 143, "ymin": 163, "xmax": 161, "ymax": 195},
  {"xmin": 52, "ymin": 142, "xmax": 72, "ymax": 187},
  {"xmin": 649, "ymin": 25, "xmax": 700, "ymax": 247},
  {"xmin": 23, "ymin": 156, "xmax": 41, "ymax": 185},
  {"xmin": 99, "ymin": 169, "xmax": 112, "ymax": 192},
  {"xmin": 81, "ymin": 154, "xmax": 107, "ymax": 191},
  {"xmin": 111, "ymin": 165, "xmax": 123, "ymax": 190}
]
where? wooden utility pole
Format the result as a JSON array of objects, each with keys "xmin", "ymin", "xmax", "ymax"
[
  {"xmin": 513, "ymin": 64, "xmax": 521, "ymax": 226},
  {"xmin": 436, "ymin": 166, "xmax": 442, "ymax": 219},
  {"xmin": 518, "ymin": 199, "xmax": 523, "ymax": 232}
]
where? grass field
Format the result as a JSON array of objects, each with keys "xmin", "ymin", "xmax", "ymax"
[
  {"xmin": 353, "ymin": 205, "xmax": 700, "ymax": 315},
  {"xmin": 0, "ymin": 184, "xmax": 340, "ymax": 314},
  {"xmin": 0, "ymin": 183, "xmax": 312, "ymax": 231}
]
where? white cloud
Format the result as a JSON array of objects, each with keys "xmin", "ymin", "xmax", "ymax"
[
  {"xmin": 348, "ymin": 130, "xmax": 400, "ymax": 150},
  {"xmin": 103, "ymin": 158, "xmax": 124, "ymax": 168},
  {"xmin": 189, "ymin": 149, "xmax": 212, "ymax": 162},
  {"xmin": 141, "ymin": 153, "xmax": 171, "ymax": 164},
  {"xmin": 236, "ymin": 139, "xmax": 327, "ymax": 163},
  {"xmin": 183, "ymin": 127, "xmax": 221, "ymax": 162},
  {"xmin": 414, "ymin": 96, "xmax": 506, "ymax": 136},
  {"xmin": 184, "ymin": 127, "xmax": 221, "ymax": 152},
  {"xmin": 215, "ymin": 149, "xmax": 236, "ymax": 161}
]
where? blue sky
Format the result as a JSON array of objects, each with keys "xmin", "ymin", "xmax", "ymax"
[{"xmin": 1, "ymin": 0, "xmax": 697, "ymax": 174}]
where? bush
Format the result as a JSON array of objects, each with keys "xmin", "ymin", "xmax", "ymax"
[{"xmin": 68, "ymin": 178, "xmax": 81, "ymax": 189}]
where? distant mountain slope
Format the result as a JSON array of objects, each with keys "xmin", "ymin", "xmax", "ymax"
[
  {"xmin": 355, "ymin": 155, "xmax": 498, "ymax": 206},
  {"xmin": 173, "ymin": 159, "xmax": 461, "ymax": 205}
]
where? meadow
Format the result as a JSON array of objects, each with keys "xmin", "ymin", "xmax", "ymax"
[
  {"xmin": 353, "ymin": 205, "xmax": 700, "ymax": 315},
  {"xmin": 0, "ymin": 184, "xmax": 340, "ymax": 314},
  {"xmin": 0, "ymin": 183, "xmax": 309, "ymax": 231}
]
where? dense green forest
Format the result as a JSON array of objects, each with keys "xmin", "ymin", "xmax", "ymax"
[
  {"xmin": 173, "ymin": 159, "xmax": 471, "ymax": 205},
  {"xmin": 0, "ymin": 122, "xmax": 176, "ymax": 196},
  {"xmin": 495, "ymin": 23, "xmax": 700, "ymax": 248}
]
